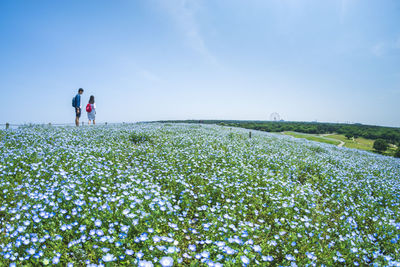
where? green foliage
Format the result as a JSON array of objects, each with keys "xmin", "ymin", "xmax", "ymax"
[
  {"xmin": 345, "ymin": 133, "xmax": 353, "ymax": 140},
  {"xmin": 395, "ymin": 147, "xmax": 400, "ymax": 158},
  {"xmin": 130, "ymin": 131, "xmax": 152, "ymax": 144},
  {"xmin": 373, "ymin": 139, "xmax": 389, "ymax": 152},
  {"xmin": 308, "ymin": 146, "xmax": 326, "ymax": 154}
]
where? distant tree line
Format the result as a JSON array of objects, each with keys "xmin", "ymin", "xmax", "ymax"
[{"xmin": 157, "ymin": 120, "xmax": 400, "ymax": 145}]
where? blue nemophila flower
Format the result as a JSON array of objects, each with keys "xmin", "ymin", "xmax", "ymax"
[
  {"xmin": 101, "ymin": 247, "xmax": 110, "ymax": 253},
  {"xmin": 306, "ymin": 252, "xmax": 316, "ymax": 260},
  {"xmin": 157, "ymin": 245, "xmax": 166, "ymax": 251},
  {"xmin": 137, "ymin": 251, "xmax": 144, "ymax": 258},
  {"xmin": 215, "ymin": 241, "xmax": 225, "ymax": 247},
  {"xmin": 1, "ymin": 124, "xmax": 400, "ymax": 264},
  {"xmin": 52, "ymin": 256, "xmax": 60, "ymax": 264},
  {"xmin": 253, "ymin": 245, "xmax": 261, "ymax": 252},
  {"xmin": 286, "ymin": 254, "xmax": 295, "ymax": 261},
  {"xmin": 122, "ymin": 209, "xmax": 130, "ymax": 215},
  {"xmin": 27, "ymin": 248, "xmax": 35, "ymax": 255},
  {"xmin": 139, "ymin": 260, "xmax": 154, "ymax": 267},
  {"xmin": 167, "ymin": 246, "xmax": 176, "ymax": 253},
  {"xmin": 102, "ymin": 253, "xmax": 116, "ymax": 262},
  {"xmin": 74, "ymin": 199, "xmax": 85, "ymax": 206},
  {"xmin": 160, "ymin": 256, "xmax": 174, "ymax": 267},
  {"xmin": 140, "ymin": 232, "xmax": 148, "ymax": 241},
  {"xmin": 263, "ymin": 255, "xmax": 274, "ymax": 262},
  {"xmin": 121, "ymin": 225, "xmax": 129, "ymax": 232},
  {"xmin": 201, "ymin": 251, "xmax": 210, "ymax": 258},
  {"xmin": 188, "ymin": 244, "xmax": 196, "ymax": 251},
  {"xmin": 241, "ymin": 255, "xmax": 250, "ymax": 265},
  {"xmin": 95, "ymin": 219, "xmax": 102, "ymax": 227},
  {"xmin": 96, "ymin": 230, "xmax": 104, "ymax": 236},
  {"xmin": 223, "ymin": 246, "xmax": 236, "ymax": 255},
  {"xmin": 126, "ymin": 249, "xmax": 134, "ymax": 256}
]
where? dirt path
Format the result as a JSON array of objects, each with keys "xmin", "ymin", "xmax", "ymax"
[
  {"xmin": 320, "ymin": 133, "xmax": 345, "ymax": 147},
  {"xmin": 337, "ymin": 140, "xmax": 345, "ymax": 147}
]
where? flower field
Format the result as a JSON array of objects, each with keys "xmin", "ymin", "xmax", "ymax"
[{"xmin": 1, "ymin": 123, "xmax": 400, "ymax": 266}]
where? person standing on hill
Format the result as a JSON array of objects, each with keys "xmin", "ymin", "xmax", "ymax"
[
  {"xmin": 72, "ymin": 88, "xmax": 84, "ymax": 126},
  {"xmin": 86, "ymin": 95, "xmax": 96, "ymax": 125}
]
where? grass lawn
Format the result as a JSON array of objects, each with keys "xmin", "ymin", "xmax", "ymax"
[
  {"xmin": 317, "ymin": 134, "xmax": 397, "ymax": 157},
  {"xmin": 327, "ymin": 134, "xmax": 374, "ymax": 151},
  {"xmin": 386, "ymin": 145, "xmax": 398, "ymax": 157},
  {"xmin": 285, "ymin": 132, "xmax": 398, "ymax": 157},
  {"xmin": 282, "ymin": 131, "xmax": 341, "ymax": 146}
]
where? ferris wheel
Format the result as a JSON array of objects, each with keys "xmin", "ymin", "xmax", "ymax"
[{"xmin": 270, "ymin": 112, "xmax": 281, "ymax": 121}]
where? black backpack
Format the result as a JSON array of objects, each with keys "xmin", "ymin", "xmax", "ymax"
[{"xmin": 72, "ymin": 96, "xmax": 76, "ymax": 107}]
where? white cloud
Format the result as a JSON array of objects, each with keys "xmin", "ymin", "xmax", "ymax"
[{"xmin": 156, "ymin": 0, "xmax": 218, "ymax": 66}]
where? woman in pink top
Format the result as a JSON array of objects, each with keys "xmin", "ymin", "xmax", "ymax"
[{"xmin": 87, "ymin": 95, "xmax": 96, "ymax": 125}]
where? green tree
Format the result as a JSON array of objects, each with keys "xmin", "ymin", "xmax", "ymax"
[
  {"xmin": 395, "ymin": 147, "xmax": 400, "ymax": 158},
  {"xmin": 373, "ymin": 139, "xmax": 389, "ymax": 153},
  {"xmin": 345, "ymin": 133, "xmax": 353, "ymax": 140}
]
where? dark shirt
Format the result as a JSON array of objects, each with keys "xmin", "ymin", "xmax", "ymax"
[{"xmin": 75, "ymin": 94, "xmax": 81, "ymax": 108}]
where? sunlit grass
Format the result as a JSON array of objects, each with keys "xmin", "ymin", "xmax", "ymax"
[{"xmin": 282, "ymin": 131, "xmax": 341, "ymax": 146}]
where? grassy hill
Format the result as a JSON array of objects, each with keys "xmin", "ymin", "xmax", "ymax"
[
  {"xmin": 0, "ymin": 123, "xmax": 399, "ymax": 265},
  {"xmin": 156, "ymin": 120, "xmax": 400, "ymax": 157}
]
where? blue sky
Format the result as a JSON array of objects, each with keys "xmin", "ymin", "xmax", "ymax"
[{"xmin": 0, "ymin": 0, "xmax": 399, "ymax": 126}]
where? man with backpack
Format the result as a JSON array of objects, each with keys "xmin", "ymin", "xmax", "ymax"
[{"xmin": 72, "ymin": 88, "xmax": 84, "ymax": 126}]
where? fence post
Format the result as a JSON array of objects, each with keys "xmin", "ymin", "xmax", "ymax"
[
  {"xmin": 249, "ymin": 131, "xmax": 252, "ymax": 139},
  {"xmin": 6, "ymin": 123, "xmax": 9, "ymax": 130},
  {"xmin": 82, "ymin": 121, "xmax": 84, "ymax": 126},
  {"xmin": 105, "ymin": 122, "xmax": 108, "ymax": 125}
]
